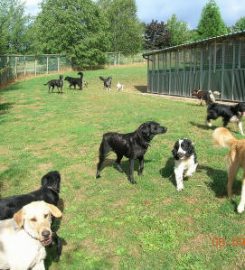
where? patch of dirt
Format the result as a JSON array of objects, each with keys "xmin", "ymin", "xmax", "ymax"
[{"xmin": 180, "ymin": 233, "xmax": 209, "ymax": 253}]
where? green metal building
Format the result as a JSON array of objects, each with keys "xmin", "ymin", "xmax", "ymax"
[{"xmin": 143, "ymin": 31, "xmax": 245, "ymax": 101}]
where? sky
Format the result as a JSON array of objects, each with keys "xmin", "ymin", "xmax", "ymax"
[{"xmin": 23, "ymin": 0, "xmax": 245, "ymax": 29}]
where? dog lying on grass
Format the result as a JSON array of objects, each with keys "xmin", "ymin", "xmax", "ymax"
[
  {"xmin": 213, "ymin": 127, "xmax": 245, "ymax": 213},
  {"xmin": 0, "ymin": 171, "xmax": 62, "ymax": 259},
  {"xmin": 96, "ymin": 121, "xmax": 167, "ymax": 184},
  {"xmin": 0, "ymin": 201, "xmax": 62, "ymax": 270}
]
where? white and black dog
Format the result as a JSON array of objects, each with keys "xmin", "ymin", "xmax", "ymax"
[
  {"xmin": 172, "ymin": 139, "xmax": 198, "ymax": 191},
  {"xmin": 206, "ymin": 102, "xmax": 245, "ymax": 135}
]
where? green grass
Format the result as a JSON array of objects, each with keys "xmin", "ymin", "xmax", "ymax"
[{"xmin": 1, "ymin": 64, "xmax": 245, "ymax": 270}]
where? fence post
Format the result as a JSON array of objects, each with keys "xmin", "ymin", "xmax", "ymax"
[
  {"xmin": 15, "ymin": 56, "xmax": 17, "ymax": 79},
  {"xmin": 34, "ymin": 56, "xmax": 37, "ymax": 76},
  {"xmin": 24, "ymin": 56, "xmax": 26, "ymax": 76},
  {"xmin": 58, "ymin": 56, "xmax": 60, "ymax": 72},
  {"xmin": 47, "ymin": 56, "xmax": 49, "ymax": 74}
]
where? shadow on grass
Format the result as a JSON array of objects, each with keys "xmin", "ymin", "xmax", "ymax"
[
  {"xmin": 96, "ymin": 158, "xmax": 152, "ymax": 183},
  {"xmin": 189, "ymin": 121, "xmax": 216, "ymax": 130},
  {"xmin": 134, "ymin": 85, "xmax": 147, "ymax": 93},
  {"xmin": 198, "ymin": 165, "xmax": 242, "ymax": 198},
  {"xmin": 159, "ymin": 157, "xmax": 175, "ymax": 187},
  {"xmin": 0, "ymin": 102, "xmax": 14, "ymax": 117},
  {"xmin": 0, "ymin": 82, "xmax": 22, "ymax": 93},
  {"xmin": 45, "ymin": 198, "xmax": 66, "ymax": 269}
]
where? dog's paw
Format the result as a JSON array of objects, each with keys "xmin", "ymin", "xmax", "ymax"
[
  {"xmin": 114, "ymin": 163, "xmax": 124, "ymax": 173},
  {"xmin": 129, "ymin": 178, "xmax": 137, "ymax": 184},
  {"xmin": 177, "ymin": 185, "xmax": 184, "ymax": 192},
  {"xmin": 237, "ymin": 204, "xmax": 245, "ymax": 214},
  {"xmin": 96, "ymin": 174, "xmax": 101, "ymax": 179}
]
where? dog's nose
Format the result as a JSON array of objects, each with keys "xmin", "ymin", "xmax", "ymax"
[{"xmin": 42, "ymin": 230, "xmax": 51, "ymax": 239}]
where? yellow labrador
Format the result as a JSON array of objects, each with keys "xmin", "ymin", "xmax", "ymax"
[{"xmin": 0, "ymin": 201, "xmax": 62, "ymax": 270}]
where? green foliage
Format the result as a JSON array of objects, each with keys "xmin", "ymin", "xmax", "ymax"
[
  {"xmin": 197, "ymin": 0, "xmax": 227, "ymax": 39},
  {"xmin": 97, "ymin": 0, "xmax": 143, "ymax": 55},
  {"xmin": 233, "ymin": 17, "xmax": 245, "ymax": 32},
  {"xmin": 0, "ymin": 0, "xmax": 30, "ymax": 54},
  {"xmin": 32, "ymin": 0, "xmax": 109, "ymax": 68},
  {"xmin": 166, "ymin": 14, "xmax": 191, "ymax": 46},
  {"xmin": 143, "ymin": 20, "xmax": 170, "ymax": 50}
]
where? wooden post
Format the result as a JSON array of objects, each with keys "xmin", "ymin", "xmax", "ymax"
[
  {"xmin": 47, "ymin": 56, "xmax": 49, "ymax": 74},
  {"xmin": 58, "ymin": 56, "xmax": 60, "ymax": 72}
]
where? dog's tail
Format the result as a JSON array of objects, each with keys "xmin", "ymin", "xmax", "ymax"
[
  {"xmin": 44, "ymin": 83, "xmax": 48, "ymax": 85},
  {"xmin": 99, "ymin": 76, "xmax": 105, "ymax": 82},
  {"xmin": 77, "ymin": 72, "xmax": 83, "ymax": 78},
  {"xmin": 213, "ymin": 91, "xmax": 221, "ymax": 96},
  {"xmin": 212, "ymin": 127, "xmax": 237, "ymax": 148}
]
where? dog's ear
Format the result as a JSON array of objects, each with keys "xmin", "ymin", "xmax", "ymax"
[
  {"xmin": 13, "ymin": 209, "xmax": 24, "ymax": 228},
  {"xmin": 172, "ymin": 141, "xmax": 179, "ymax": 159},
  {"xmin": 186, "ymin": 140, "xmax": 194, "ymax": 156},
  {"xmin": 46, "ymin": 203, "xmax": 62, "ymax": 218}
]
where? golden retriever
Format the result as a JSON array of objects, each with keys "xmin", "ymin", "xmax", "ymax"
[
  {"xmin": 213, "ymin": 127, "xmax": 245, "ymax": 213},
  {"xmin": 0, "ymin": 201, "xmax": 62, "ymax": 269}
]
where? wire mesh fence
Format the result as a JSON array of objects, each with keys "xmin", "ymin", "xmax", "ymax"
[
  {"xmin": 105, "ymin": 52, "xmax": 146, "ymax": 65},
  {"xmin": 0, "ymin": 52, "xmax": 146, "ymax": 87},
  {"xmin": 0, "ymin": 55, "xmax": 71, "ymax": 86}
]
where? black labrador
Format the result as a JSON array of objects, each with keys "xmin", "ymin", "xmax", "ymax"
[
  {"xmin": 99, "ymin": 76, "xmax": 112, "ymax": 90},
  {"xmin": 0, "ymin": 171, "xmax": 62, "ymax": 258},
  {"xmin": 64, "ymin": 72, "xmax": 84, "ymax": 90},
  {"xmin": 96, "ymin": 121, "xmax": 167, "ymax": 184},
  {"xmin": 44, "ymin": 75, "xmax": 63, "ymax": 93}
]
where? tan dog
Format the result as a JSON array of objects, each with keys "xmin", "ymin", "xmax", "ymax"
[
  {"xmin": 0, "ymin": 201, "xmax": 62, "ymax": 270},
  {"xmin": 213, "ymin": 127, "xmax": 245, "ymax": 213}
]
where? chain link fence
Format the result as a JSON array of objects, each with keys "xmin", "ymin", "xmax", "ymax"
[
  {"xmin": 0, "ymin": 55, "xmax": 71, "ymax": 86},
  {"xmin": 0, "ymin": 52, "xmax": 146, "ymax": 87},
  {"xmin": 105, "ymin": 52, "xmax": 146, "ymax": 65}
]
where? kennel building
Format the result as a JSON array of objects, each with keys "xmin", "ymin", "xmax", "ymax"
[{"xmin": 143, "ymin": 31, "xmax": 245, "ymax": 101}]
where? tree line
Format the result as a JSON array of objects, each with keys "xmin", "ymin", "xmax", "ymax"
[{"xmin": 0, "ymin": 0, "xmax": 244, "ymax": 67}]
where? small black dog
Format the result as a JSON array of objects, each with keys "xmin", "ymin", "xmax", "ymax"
[
  {"xmin": 44, "ymin": 75, "xmax": 63, "ymax": 93},
  {"xmin": 96, "ymin": 121, "xmax": 167, "ymax": 184},
  {"xmin": 206, "ymin": 102, "xmax": 245, "ymax": 135},
  {"xmin": 65, "ymin": 72, "xmax": 84, "ymax": 90},
  {"xmin": 0, "ymin": 171, "xmax": 62, "ymax": 258},
  {"xmin": 99, "ymin": 76, "xmax": 112, "ymax": 90}
]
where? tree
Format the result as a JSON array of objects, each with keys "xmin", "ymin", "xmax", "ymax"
[
  {"xmin": 97, "ymin": 0, "xmax": 143, "ymax": 55},
  {"xmin": 197, "ymin": 0, "xmax": 227, "ymax": 39},
  {"xmin": 166, "ymin": 14, "xmax": 191, "ymax": 46},
  {"xmin": 0, "ymin": 0, "xmax": 30, "ymax": 54},
  {"xmin": 32, "ymin": 0, "xmax": 109, "ymax": 67},
  {"xmin": 143, "ymin": 20, "xmax": 170, "ymax": 50},
  {"xmin": 233, "ymin": 17, "xmax": 245, "ymax": 32}
]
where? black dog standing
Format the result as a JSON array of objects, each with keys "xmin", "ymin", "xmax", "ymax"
[{"xmin": 96, "ymin": 121, "xmax": 167, "ymax": 184}]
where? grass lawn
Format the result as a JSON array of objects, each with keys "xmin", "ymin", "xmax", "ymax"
[{"xmin": 0, "ymin": 63, "xmax": 245, "ymax": 269}]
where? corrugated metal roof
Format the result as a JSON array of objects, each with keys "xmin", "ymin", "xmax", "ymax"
[{"xmin": 143, "ymin": 30, "xmax": 245, "ymax": 57}]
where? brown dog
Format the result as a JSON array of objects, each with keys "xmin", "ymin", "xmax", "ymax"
[
  {"xmin": 192, "ymin": 89, "xmax": 220, "ymax": 105},
  {"xmin": 213, "ymin": 127, "xmax": 245, "ymax": 213}
]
